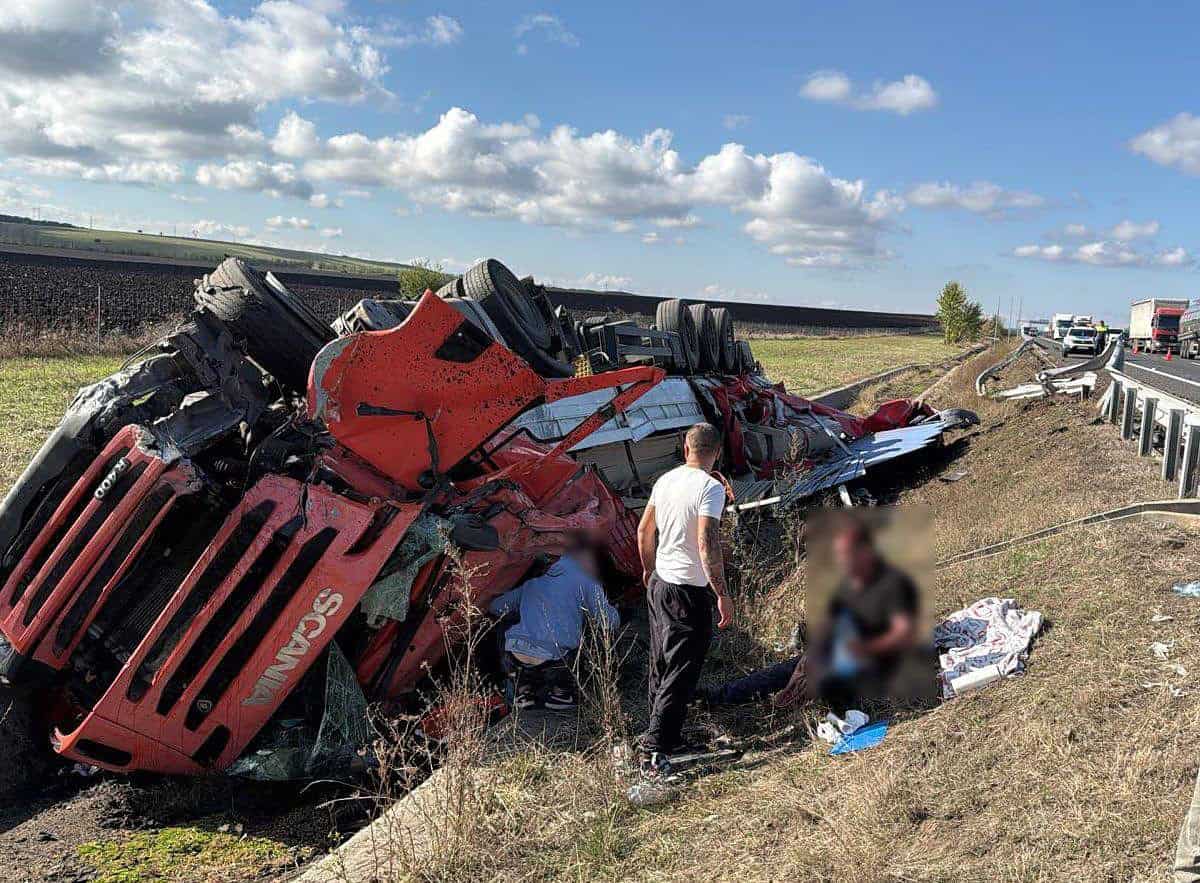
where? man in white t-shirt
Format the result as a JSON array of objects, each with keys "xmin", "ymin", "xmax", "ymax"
[{"xmin": 635, "ymin": 423, "xmax": 732, "ymax": 767}]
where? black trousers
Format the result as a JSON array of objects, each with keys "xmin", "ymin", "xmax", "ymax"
[
  {"xmin": 706, "ymin": 656, "xmax": 801, "ymax": 705},
  {"xmin": 642, "ymin": 574, "xmax": 713, "ymax": 754}
]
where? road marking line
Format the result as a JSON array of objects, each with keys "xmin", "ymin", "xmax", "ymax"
[{"xmin": 1125, "ymin": 361, "xmax": 1200, "ymax": 389}]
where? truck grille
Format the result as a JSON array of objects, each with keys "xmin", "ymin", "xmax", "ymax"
[{"xmin": 52, "ymin": 474, "xmax": 417, "ymax": 775}]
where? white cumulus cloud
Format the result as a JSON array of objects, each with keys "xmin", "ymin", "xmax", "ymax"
[
  {"xmin": 801, "ymin": 71, "xmax": 938, "ymax": 115},
  {"xmin": 575, "ymin": 272, "xmax": 633, "ymax": 290},
  {"xmin": 288, "ymin": 107, "xmax": 899, "ymax": 268},
  {"xmin": 514, "ymin": 13, "xmax": 580, "ymax": 52},
  {"xmin": 0, "ymin": 2, "xmax": 458, "ymax": 192},
  {"xmin": 191, "ymin": 219, "xmax": 253, "ymax": 240},
  {"xmin": 265, "ymin": 215, "xmax": 312, "ymax": 230},
  {"xmin": 1012, "ymin": 239, "xmax": 1193, "ymax": 269},
  {"xmin": 1131, "ymin": 113, "xmax": 1200, "ymax": 175},
  {"xmin": 906, "ymin": 181, "xmax": 1045, "ymax": 218},
  {"xmin": 197, "ymin": 160, "xmax": 312, "ymax": 199}
]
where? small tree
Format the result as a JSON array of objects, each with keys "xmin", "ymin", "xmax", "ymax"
[
  {"xmin": 962, "ymin": 302, "xmax": 984, "ymax": 340},
  {"xmin": 398, "ymin": 258, "xmax": 451, "ymax": 299},
  {"xmin": 936, "ymin": 280, "xmax": 984, "ymax": 343}
]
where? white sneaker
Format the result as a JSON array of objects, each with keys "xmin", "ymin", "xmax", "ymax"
[
  {"xmin": 816, "ymin": 721, "xmax": 841, "ymax": 744},
  {"xmin": 826, "ymin": 709, "xmax": 869, "ymax": 736}
]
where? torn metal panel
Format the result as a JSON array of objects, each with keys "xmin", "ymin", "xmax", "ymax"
[
  {"xmin": 331, "ymin": 298, "xmax": 413, "ymax": 335},
  {"xmin": 849, "ymin": 421, "xmax": 947, "ymax": 466},
  {"xmin": 311, "ymin": 292, "xmax": 664, "ymax": 492},
  {"xmin": 732, "ymin": 412, "xmax": 970, "ymax": 512},
  {"xmin": 995, "ymin": 373, "xmax": 1095, "ymax": 400},
  {"xmin": 507, "ymin": 376, "xmax": 705, "ymax": 450}
]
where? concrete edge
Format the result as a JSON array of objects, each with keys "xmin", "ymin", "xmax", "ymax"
[
  {"xmin": 810, "ymin": 363, "xmax": 920, "ymax": 410},
  {"xmin": 810, "ymin": 342, "xmax": 987, "ymax": 411}
]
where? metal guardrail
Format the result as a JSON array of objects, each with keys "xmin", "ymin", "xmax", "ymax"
[{"xmin": 1101, "ymin": 363, "xmax": 1200, "ymax": 496}]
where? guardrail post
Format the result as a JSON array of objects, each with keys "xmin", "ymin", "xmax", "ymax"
[
  {"xmin": 1181, "ymin": 417, "xmax": 1200, "ymax": 498},
  {"xmin": 1108, "ymin": 379, "xmax": 1123, "ymax": 424},
  {"xmin": 1164, "ymin": 408, "xmax": 1185, "ymax": 481},
  {"xmin": 1139, "ymin": 397, "xmax": 1158, "ymax": 456},
  {"xmin": 1121, "ymin": 387, "xmax": 1138, "ymax": 440}
]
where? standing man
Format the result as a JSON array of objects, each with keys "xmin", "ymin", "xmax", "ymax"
[{"xmin": 636, "ymin": 423, "xmax": 733, "ymax": 772}]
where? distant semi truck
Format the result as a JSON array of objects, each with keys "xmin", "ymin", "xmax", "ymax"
[
  {"xmin": 1129, "ymin": 298, "xmax": 1188, "ymax": 353},
  {"xmin": 1051, "ymin": 313, "xmax": 1074, "ymax": 340},
  {"xmin": 1180, "ymin": 306, "xmax": 1200, "ymax": 359}
]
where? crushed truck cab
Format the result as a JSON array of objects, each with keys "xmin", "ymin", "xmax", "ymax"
[{"xmin": 0, "ymin": 257, "xmax": 975, "ymax": 780}]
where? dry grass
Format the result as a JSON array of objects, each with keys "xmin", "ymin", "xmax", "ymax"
[
  {"xmin": 4, "ymin": 341, "xmax": 1195, "ymax": 882},
  {"xmin": 754, "ymin": 334, "xmax": 965, "ymax": 397},
  {"xmin": 346, "ymin": 342, "xmax": 1198, "ymax": 882}
]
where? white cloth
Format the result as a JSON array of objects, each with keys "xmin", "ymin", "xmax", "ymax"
[
  {"xmin": 933, "ymin": 597, "xmax": 1042, "ymax": 699},
  {"xmin": 648, "ymin": 464, "xmax": 725, "ymax": 585}
]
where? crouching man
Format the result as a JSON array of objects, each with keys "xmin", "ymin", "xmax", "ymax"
[
  {"xmin": 700, "ymin": 515, "xmax": 936, "ymax": 714},
  {"xmin": 636, "ymin": 423, "xmax": 734, "ymax": 772},
  {"xmin": 489, "ymin": 543, "xmax": 619, "ymax": 711}
]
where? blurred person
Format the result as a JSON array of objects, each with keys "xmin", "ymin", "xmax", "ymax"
[
  {"xmin": 636, "ymin": 423, "xmax": 733, "ymax": 772},
  {"xmin": 489, "ymin": 543, "xmax": 619, "ymax": 711},
  {"xmin": 806, "ymin": 515, "xmax": 937, "ymax": 714},
  {"xmin": 698, "ymin": 514, "xmax": 935, "ymax": 713}
]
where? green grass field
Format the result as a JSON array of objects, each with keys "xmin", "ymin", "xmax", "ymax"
[
  {"xmin": 753, "ymin": 334, "xmax": 962, "ymax": 395},
  {"xmin": 0, "ymin": 354, "xmax": 124, "ymax": 492},
  {"xmin": 0, "ymin": 220, "xmax": 407, "ymax": 278}
]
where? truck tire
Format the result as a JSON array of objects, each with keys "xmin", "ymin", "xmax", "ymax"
[
  {"xmin": 689, "ymin": 303, "xmax": 720, "ymax": 371},
  {"xmin": 655, "ymin": 299, "xmax": 698, "ymax": 373},
  {"xmin": 461, "ymin": 260, "xmax": 572, "ymax": 377},
  {"xmin": 194, "ymin": 258, "xmax": 334, "ymax": 391},
  {"xmin": 710, "ymin": 307, "xmax": 736, "ymax": 372},
  {"xmin": 463, "ymin": 260, "xmax": 553, "ymax": 353},
  {"xmin": 434, "ymin": 278, "xmax": 464, "ymax": 300},
  {"xmin": 735, "ymin": 339, "xmax": 756, "ymax": 374}
]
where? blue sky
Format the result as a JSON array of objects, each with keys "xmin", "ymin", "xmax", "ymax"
[{"xmin": 4, "ymin": 1, "xmax": 1200, "ymax": 324}]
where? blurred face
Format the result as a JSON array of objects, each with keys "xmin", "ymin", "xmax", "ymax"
[
  {"xmin": 571, "ymin": 546, "xmax": 600, "ymax": 578},
  {"xmin": 833, "ymin": 528, "xmax": 877, "ymax": 583}
]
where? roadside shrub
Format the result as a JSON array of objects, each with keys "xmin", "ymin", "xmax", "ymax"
[{"xmin": 398, "ymin": 259, "xmax": 451, "ymax": 299}]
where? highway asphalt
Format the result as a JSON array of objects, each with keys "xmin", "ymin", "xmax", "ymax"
[{"xmin": 1037, "ymin": 334, "xmax": 1200, "ymax": 405}]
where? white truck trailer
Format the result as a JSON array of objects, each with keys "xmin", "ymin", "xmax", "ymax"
[
  {"xmin": 1051, "ymin": 313, "xmax": 1074, "ymax": 340},
  {"xmin": 1129, "ymin": 298, "xmax": 1189, "ymax": 353}
]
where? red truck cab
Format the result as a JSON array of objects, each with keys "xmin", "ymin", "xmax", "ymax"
[{"xmin": 1152, "ymin": 306, "xmax": 1185, "ymax": 351}]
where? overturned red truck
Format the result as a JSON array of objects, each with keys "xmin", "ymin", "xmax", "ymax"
[{"xmin": 0, "ymin": 258, "xmax": 975, "ymax": 780}]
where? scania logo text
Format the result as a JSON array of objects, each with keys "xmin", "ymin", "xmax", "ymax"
[{"xmin": 242, "ymin": 588, "xmax": 344, "ymax": 707}]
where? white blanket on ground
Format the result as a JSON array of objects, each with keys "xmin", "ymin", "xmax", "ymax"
[{"xmin": 933, "ymin": 597, "xmax": 1043, "ymax": 699}]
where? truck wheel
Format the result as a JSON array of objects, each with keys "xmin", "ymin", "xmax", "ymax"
[
  {"xmin": 461, "ymin": 259, "xmax": 572, "ymax": 377},
  {"xmin": 710, "ymin": 307, "xmax": 737, "ymax": 372},
  {"xmin": 194, "ymin": 258, "xmax": 335, "ymax": 392},
  {"xmin": 434, "ymin": 278, "xmax": 463, "ymax": 299},
  {"xmin": 655, "ymin": 299, "xmax": 699, "ymax": 372},
  {"xmin": 689, "ymin": 304, "xmax": 720, "ymax": 371}
]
